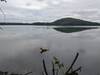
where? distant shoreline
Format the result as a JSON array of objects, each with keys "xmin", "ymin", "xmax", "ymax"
[
  {"xmin": 0, "ymin": 17, "xmax": 100, "ymax": 26},
  {"xmin": 0, "ymin": 23, "xmax": 100, "ymax": 26}
]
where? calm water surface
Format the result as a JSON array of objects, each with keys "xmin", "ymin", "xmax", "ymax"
[{"xmin": 0, "ymin": 25, "xmax": 100, "ymax": 75}]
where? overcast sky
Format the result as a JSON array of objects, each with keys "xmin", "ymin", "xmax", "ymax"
[{"xmin": 0, "ymin": 0, "xmax": 100, "ymax": 23}]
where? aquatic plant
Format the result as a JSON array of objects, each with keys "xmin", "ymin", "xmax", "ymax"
[{"xmin": 40, "ymin": 48, "xmax": 82, "ymax": 75}]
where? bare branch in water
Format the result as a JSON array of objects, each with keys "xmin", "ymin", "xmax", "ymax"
[
  {"xmin": 52, "ymin": 61, "xmax": 55, "ymax": 75},
  {"xmin": 65, "ymin": 52, "xmax": 79, "ymax": 74},
  {"xmin": 42, "ymin": 59, "xmax": 48, "ymax": 75}
]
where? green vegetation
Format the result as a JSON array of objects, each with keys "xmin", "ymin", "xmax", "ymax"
[{"xmin": 54, "ymin": 27, "xmax": 97, "ymax": 33}]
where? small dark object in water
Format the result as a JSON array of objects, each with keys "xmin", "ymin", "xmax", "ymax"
[{"xmin": 40, "ymin": 48, "xmax": 48, "ymax": 54}]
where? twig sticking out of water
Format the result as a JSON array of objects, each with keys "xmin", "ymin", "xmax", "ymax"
[
  {"xmin": 52, "ymin": 61, "xmax": 55, "ymax": 75},
  {"xmin": 43, "ymin": 59, "xmax": 48, "ymax": 75},
  {"xmin": 65, "ymin": 52, "xmax": 79, "ymax": 75}
]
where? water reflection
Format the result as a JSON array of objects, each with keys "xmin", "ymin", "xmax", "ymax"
[{"xmin": 0, "ymin": 26, "xmax": 100, "ymax": 75}]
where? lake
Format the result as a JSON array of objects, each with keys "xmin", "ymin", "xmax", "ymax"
[{"xmin": 0, "ymin": 25, "xmax": 100, "ymax": 75}]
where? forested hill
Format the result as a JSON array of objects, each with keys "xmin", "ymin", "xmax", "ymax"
[
  {"xmin": 50, "ymin": 18, "xmax": 100, "ymax": 26},
  {"xmin": 0, "ymin": 18, "xmax": 100, "ymax": 26},
  {"xmin": 33, "ymin": 18, "xmax": 100, "ymax": 26}
]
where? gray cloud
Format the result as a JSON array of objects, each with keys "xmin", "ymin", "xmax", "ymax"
[
  {"xmin": 71, "ymin": 9, "xmax": 100, "ymax": 22},
  {"xmin": 1, "ymin": 0, "xmax": 100, "ymax": 22}
]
